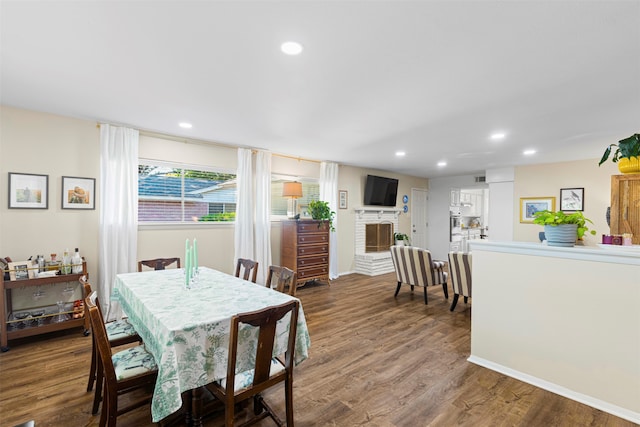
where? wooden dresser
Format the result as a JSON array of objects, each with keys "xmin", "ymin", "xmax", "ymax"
[{"xmin": 281, "ymin": 220, "xmax": 330, "ymax": 287}]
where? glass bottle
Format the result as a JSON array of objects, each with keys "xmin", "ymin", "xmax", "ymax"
[
  {"xmin": 62, "ymin": 248, "xmax": 71, "ymax": 275},
  {"xmin": 71, "ymin": 248, "xmax": 83, "ymax": 274}
]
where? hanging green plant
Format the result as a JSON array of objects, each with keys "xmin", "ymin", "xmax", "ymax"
[{"xmin": 308, "ymin": 200, "xmax": 335, "ymax": 231}]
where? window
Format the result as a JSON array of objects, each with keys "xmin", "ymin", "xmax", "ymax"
[
  {"xmin": 138, "ymin": 162, "xmax": 236, "ymax": 223},
  {"xmin": 271, "ymin": 178, "xmax": 320, "ymax": 219}
]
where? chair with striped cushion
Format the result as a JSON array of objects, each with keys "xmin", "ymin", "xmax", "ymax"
[
  {"xmin": 390, "ymin": 245, "xmax": 448, "ymax": 304},
  {"xmin": 448, "ymin": 252, "xmax": 472, "ymax": 311}
]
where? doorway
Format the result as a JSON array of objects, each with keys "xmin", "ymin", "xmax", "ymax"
[{"xmin": 411, "ymin": 188, "xmax": 428, "ymax": 249}]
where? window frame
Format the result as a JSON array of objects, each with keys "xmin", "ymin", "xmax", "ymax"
[{"xmin": 138, "ymin": 159, "xmax": 237, "ymax": 227}]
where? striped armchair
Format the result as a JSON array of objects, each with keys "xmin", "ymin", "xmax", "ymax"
[
  {"xmin": 448, "ymin": 252, "xmax": 472, "ymax": 311},
  {"xmin": 390, "ymin": 245, "xmax": 448, "ymax": 304}
]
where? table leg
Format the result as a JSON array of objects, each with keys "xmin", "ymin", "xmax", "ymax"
[
  {"xmin": 182, "ymin": 390, "xmax": 193, "ymax": 426},
  {"xmin": 192, "ymin": 386, "xmax": 204, "ymax": 427}
]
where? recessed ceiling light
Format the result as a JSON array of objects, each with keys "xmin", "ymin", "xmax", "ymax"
[
  {"xmin": 437, "ymin": 161, "xmax": 447, "ymax": 167},
  {"xmin": 281, "ymin": 41, "xmax": 303, "ymax": 55},
  {"xmin": 395, "ymin": 151, "xmax": 406, "ymax": 157},
  {"xmin": 523, "ymin": 149, "xmax": 536, "ymax": 155},
  {"xmin": 179, "ymin": 122, "xmax": 192, "ymax": 129},
  {"xmin": 490, "ymin": 132, "xmax": 506, "ymax": 140}
]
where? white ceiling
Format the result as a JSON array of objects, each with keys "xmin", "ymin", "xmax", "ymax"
[{"xmin": 1, "ymin": 1, "xmax": 639, "ymax": 178}]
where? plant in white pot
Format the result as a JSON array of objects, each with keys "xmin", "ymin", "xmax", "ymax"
[
  {"xmin": 532, "ymin": 210, "xmax": 596, "ymax": 247},
  {"xmin": 394, "ymin": 232, "xmax": 410, "ymax": 246}
]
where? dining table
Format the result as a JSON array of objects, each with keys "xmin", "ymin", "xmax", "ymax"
[{"xmin": 112, "ymin": 266, "xmax": 311, "ymax": 424}]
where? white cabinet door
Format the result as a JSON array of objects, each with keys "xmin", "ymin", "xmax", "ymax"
[{"xmin": 450, "ymin": 188, "xmax": 460, "ymax": 206}]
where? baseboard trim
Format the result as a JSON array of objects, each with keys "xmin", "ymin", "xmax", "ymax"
[{"xmin": 467, "ymin": 355, "xmax": 640, "ymax": 424}]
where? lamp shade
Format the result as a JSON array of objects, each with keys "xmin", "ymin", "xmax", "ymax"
[{"xmin": 282, "ymin": 181, "xmax": 303, "ymax": 198}]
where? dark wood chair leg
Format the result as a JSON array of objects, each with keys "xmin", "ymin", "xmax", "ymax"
[
  {"xmin": 93, "ymin": 357, "xmax": 104, "ymax": 414},
  {"xmin": 442, "ymin": 281, "xmax": 449, "ymax": 299},
  {"xmin": 394, "ymin": 282, "xmax": 402, "ymax": 297},
  {"xmin": 87, "ymin": 336, "xmax": 97, "ymax": 392},
  {"xmin": 410, "ymin": 285, "xmax": 415, "ymax": 292},
  {"xmin": 423, "ymin": 287, "xmax": 428, "ymax": 304},
  {"xmin": 464, "ymin": 296, "xmax": 468, "ymax": 304},
  {"xmin": 450, "ymin": 294, "xmax": 460, "ymax": 311}
]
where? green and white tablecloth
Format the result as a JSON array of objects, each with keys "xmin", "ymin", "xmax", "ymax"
[{"xmin": 112, "ymin": 267, "xmax": 311, "ymax": 422}]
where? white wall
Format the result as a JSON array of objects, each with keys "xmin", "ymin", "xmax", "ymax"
[
  {"xmin": 427, "ymin": 174, "xmax": 487, "ymax": 260},
  {"xmin": 1, "ymin": 106, "xmax": 100, "ymax": 281},
  {"xmin": 1, "ymin": 106, "xmax": 428, "ymax": 283},
  {"xmin": 513, "ymin": 159, "xmax": 619, "ymax": 245},
  {"xmin": 486, "ymin": 167, "xmax": 515, "ymax": 243}
]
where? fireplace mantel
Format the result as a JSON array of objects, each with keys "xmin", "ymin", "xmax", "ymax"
[{"xmin": 354, "ymin": 207, "xmax": 402, "ymax": 219}]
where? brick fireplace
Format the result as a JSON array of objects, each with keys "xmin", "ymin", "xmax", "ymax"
[{"xmin": 354, "ymin": 208, "xmax": 400, "ymax": 275}]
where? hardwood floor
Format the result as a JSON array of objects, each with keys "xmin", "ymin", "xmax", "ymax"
[{"xmin": 0, "ymin": 272, "xmax": 635, "ymax": 426}]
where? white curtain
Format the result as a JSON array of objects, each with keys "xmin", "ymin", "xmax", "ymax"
[
  {"xmin": 99, "ymin": 124, "xmax": 139, "ymax": 321},
  {"xmin": 234, "ymin": 148, "xmax": 254, "ymax": 269},
  {"xmin": 254, "ymin": 151, "xmax": 272, "ymax": 284},
  {"xmin": 319, "ymin": 161, "xmax": 339, "ymax": 279}
]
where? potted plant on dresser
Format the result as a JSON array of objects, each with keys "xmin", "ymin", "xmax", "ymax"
[
  {"xmin": 599, "ymin": 133, "xmax": 640, "ymax": 174},
  {"xmin": 533, "ymin": 210, "xmax": 596, "ymax": 247},
  {"xmin": 308, "ymin": 200, "xmax": 335, "ymax": 231}
]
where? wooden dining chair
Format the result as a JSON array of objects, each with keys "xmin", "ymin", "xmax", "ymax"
[
  {"xmin": 85, "ymin": 292, "xmax": 158, "ymax": 427},
  {"xmin": 235, "ymin": 258, "xmax": 259, "ymax": 283},
  {"xmin": 205, "ymin": 300, "xmax": 300, "ymax": 427},
  {"xmin": 265, "ymin": 265, "xmax": 297, "ymax": 296},
  {"xmin": 80, "ymin": 277, "xmax": 142, "ymax": 415},
  {"xmin": 137, "ymin": 257, "xmax": 180, "ymax": 272}
]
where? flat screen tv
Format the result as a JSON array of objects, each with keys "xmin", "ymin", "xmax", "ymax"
[{"xmin": 363, "ymin": 175, "xmax": 398, "ymax": 206}]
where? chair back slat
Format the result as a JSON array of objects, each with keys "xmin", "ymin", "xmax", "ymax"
[
  {"xmin": 138, "ymin": 257, "xmax": 180, "ymax": 272},
  {"xmin": 235, "ymin": 258, "xmax": 259, "ymax": 283},
  {"xmin": 265, "ymin": 265, "xmax": 297, "ymax": 296},
  {"xmin": 85, "ymin": 293, "xmax": 118, "ymax": 385},
  {"xmin": 226, "ymin": 300, "xmax": 299, "ymax": 390}
]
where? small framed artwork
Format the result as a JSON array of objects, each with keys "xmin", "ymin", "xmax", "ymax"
[
  {"xmin": 339, "ymin": 190, "xmax": 348, "ymax": 209},
  {"xmin": 297, "ymin": 204, "xmax": 311, "ymax": 218},
  {"xmin": 560, "ymin": 188, "xmax": 584, "ymax": 211},
  {"xmin": 8, "ymin": 261, "xmax": 35, "ymax": 281},
  {"xmin": 520, "ymin": 197, "xmax": 556, "ymax": 223},
  {"xmin": 62, "ymin": 176, "xmax": 96, "ymax": 210},
  {"xmin": 8, "ymin": 172, "xmax": 48, "ymax": 209}
]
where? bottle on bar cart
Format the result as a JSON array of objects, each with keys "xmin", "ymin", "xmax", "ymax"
[{"xmin": 71, "ymin": 248, "xmax": 83, "ymax": 274}]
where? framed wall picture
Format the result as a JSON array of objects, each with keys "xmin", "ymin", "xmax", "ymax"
[
  {"xmin": 8, "ymin": 260, "xmax": 35, "ymax": 281},
  {"xmin": 560, "ymin": 187, "xmax": 584, "ymax": 211},
  {"xmin": 297, "ymin": 204, "xmax": 311, "ymax": 219},
  {"xmin": 339, "ymin": 190, "xmax": 348, "ymax": 209},
  {"xmin": 62, "ymin": 176, "xmax": 96, "ymax": 210},
  {"xmin": 520, "ymin": 197, "xmax": 556, "ymax": 223},
  {"xmin": 8, "ymin": 172, "xmax": 48, "ymax": 209}
]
